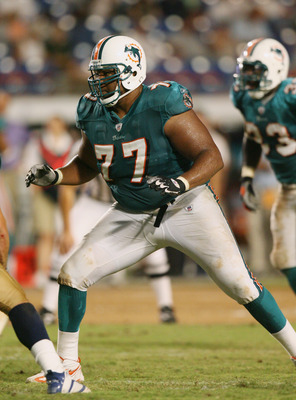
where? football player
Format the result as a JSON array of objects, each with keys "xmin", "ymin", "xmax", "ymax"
[
  {"xmin": 26, "ymin": 35, "xmax": 296, "ymax": 383},
  {"xmin": 231, "ymin": 38, "xmax": 296, "ymax": 293},
  {"xmin": 0, "ymin": 158, "xmax": 89, "ymax": 393}
]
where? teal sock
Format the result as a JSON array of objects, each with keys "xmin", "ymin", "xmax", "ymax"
[
  {"xmin": 281, "ymin": 267, "xmax": 296, "ymax": 294},
  {"xmin": 244, "ymin": 287, "xmax": 286, "ymax": 334},
  {"xmin": 58, "ymin": 285, "xmax": 87, "ymax": 332}
]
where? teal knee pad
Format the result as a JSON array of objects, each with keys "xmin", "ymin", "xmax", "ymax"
[
  {"xmin": 58, "ymin": 285, "xmax": 87, "ymax": 332},
  {"xmin": 244, "ymin": 287, "xmax": 286, "ymax": 334}
]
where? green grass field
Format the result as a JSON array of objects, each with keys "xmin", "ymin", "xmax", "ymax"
[{"xmin": 0, "ymin": 322, "xmax": 295, "ymax": 400}]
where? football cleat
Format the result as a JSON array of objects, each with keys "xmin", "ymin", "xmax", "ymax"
[
  {"xmin": 26, "ymin": 357, "xmax": 84, "ymax": 383},
  {"xmin": 160, "ymin": 306, "xmax": 177, "ymax": 323},
  {"xmin": 46, "ymin": 370, "xmax": 90, "ymax": 394}
]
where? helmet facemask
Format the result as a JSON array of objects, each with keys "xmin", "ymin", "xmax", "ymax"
[
  {"xmin": 88, "ymin": 63, "xmax": 132, "ymax": 107},
  {"xmin": 233, "ymin": 60, "xmax": 271, "ymax": 99}
]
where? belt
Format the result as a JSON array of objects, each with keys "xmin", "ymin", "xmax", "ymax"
[{"xmin": 154, "ymin": 200, "xmax": 175, "ymax": 228}]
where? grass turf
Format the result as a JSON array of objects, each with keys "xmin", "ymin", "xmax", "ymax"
[{"xmin": 0, "ymin": 323, "xmax": 295, "ymax": 399}]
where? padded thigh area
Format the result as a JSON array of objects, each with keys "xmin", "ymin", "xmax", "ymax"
[{"xmin": 0, "ymin": 267, "xmax": 28, "ymax": 314}]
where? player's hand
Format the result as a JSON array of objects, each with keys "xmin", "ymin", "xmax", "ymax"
[
  {"xmin": 146, "ymin": 175, "xmax": 186, "ymax": 196},
  {"xmin": 25, "ymin": 164, "xmax": 59, "ymax": 187},
  {"xmin": 240, "ymin": 177, "xmax": 259, "ymax": 211},
  {"xmin": 59, "ymin": 230, "xmax": 75, "ymax": 254}
]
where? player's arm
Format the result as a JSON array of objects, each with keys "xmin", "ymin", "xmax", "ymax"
[
  {"xmin": 58, "ymin": 185, "xmax": 77, "ymax": 254},
  {"xmin": 240, "ymin": 134, "xmax": 262, "ymax": 211},
  {"xmin": 147, "ymin": 109, "xmax": 223, "ymax": 195},
  {"xmin": 164, "ymin": 109, "xmax": 224, "ymax": 189},
  {"xmin": 241, "ymin": 135, "xmax": 262, "ymax": 176},
  {"xmin": 58, "ymin": 131, "xmax": 99, "ymax": 184},
  {"xmin": 25, "ymin": 132, "xmax": 100, "ymax": 187}
]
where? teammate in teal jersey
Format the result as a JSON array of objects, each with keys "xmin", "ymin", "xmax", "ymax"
[
  {"xmin": 26, "ymin": 35, "xmax": 296, "ymax": 383},
  {"xmin": 231, "ymin": 38, "xmax": 296, "ymax": 293},
  {"xmin": 0, "ymin": 155, "xmax": 90, "ymax": 394}
]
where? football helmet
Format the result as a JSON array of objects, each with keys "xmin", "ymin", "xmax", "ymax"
[
  {"xmin": 88, "ymin": 35, "xmax": 146, "ymax": 107},
  {"xmin": 234, "ymin": 38, "xmax": 289, "ymax": 99}
]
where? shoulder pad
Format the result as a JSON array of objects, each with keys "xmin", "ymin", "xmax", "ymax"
[
  {"xmin": 282, "ymin": 78, "xmax": 296, "ymax": 96},
  {"xmin": 148, "ymin": 81, "xmax": 193, "ymax": 116},
  {"xmin": 230, "ymin": 84, "xmax": 246, "ymax": 110},
  {"xmin": 76, "ymin": 93, "xmax": 99, "ymax": 130}
]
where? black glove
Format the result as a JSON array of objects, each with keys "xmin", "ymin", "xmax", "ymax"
[
  {"xmin": 240, "ymin": 177, "xmax": 259, "ymax": 211},
  {"xmin": 25, "ymin": 164, "xmax": 59, "ymax": 187},
  {"xmin": 147, "ymin": 176, "xmax": 186, "ymax": 196}
]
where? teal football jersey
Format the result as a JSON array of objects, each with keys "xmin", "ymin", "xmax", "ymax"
[
  {"xmin": 76, "ymin": 81, "xmax": 193, "ymax": 211},
  {"xmin": 231, "ymin": 78, "xmax": 296, "ymax": 184}
]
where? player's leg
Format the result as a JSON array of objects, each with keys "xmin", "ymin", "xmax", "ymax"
[
  {"xmin": 0, "ymin": 311, "xmax": 9, "ymax": 335},
  {"xmin": 39, "ymin": 277, "xmax": 59, "ymax": 325},
  {"xmin": 0, "ymin": 267, "xmax": 89, "ymax": 393},
  {"xmin": 164, "ymin": 185, "xmax": 296, "ymax": 362},
  {"xmin": 0, "ymin": 207, "xmax": 10, "ymax": 333},
  {"xmin": 270, "ymin": 185, "xmax": 296, "ymax": 293},
  {"xmin": 143, "ymin": 249, "xmax": 176, "ymax": 323},
  {"xmin": 40, "ymin": 195, "xmax": 111, "ymax": 325},
  {"xmin": 32, "ymin": 190, "xmax": 56, "ymax": 288},
  {"xmin": 56, "ymin": 205, "xmax": 157, "ymax": 371},
  {"xmin": 0, "ymin": 206, "xmax": 9, "ymax": 269}
]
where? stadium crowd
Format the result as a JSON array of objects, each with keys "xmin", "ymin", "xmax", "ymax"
[{"xmin": 0, "ymin": 0, "xmax": 295, "ymax": 95}]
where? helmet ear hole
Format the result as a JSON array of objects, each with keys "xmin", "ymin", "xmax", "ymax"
[{"xmin": 133, "ymin": 71, "xmax": 137, "ymax": 77}]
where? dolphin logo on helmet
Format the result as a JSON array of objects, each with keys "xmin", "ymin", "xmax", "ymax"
[
  {"xmin": 270, "ymin": 46, "xmax": 284, "ymax": 63},
  {"xmin": 124, "ymin": 45, "xmax": 142, "ymax": 68}
]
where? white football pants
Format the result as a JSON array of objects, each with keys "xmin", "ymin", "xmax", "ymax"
[
  {"xmin": 270, "ymin": 184, "xmax": 296, "ymax": 269},
  {"xmin": 51, "ymin": 195, "xmax": 170, "ymax": 279},
  {"xmin": 59, "ymin": 185, "xmax": 261, "ymax": 305}
]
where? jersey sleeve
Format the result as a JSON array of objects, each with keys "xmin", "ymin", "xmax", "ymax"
[
  {"xmin": 281, "ymin": 79, "xmax": 296, "ymax": 110},
  {"xmin": 230, "ymin": 84, "xmax": 245, "ymax": 112},
  {"xmin": 75, "ymin": 93, "xmax": 97, "ymax": 131},
  {"xmin": 160, "ymin": 81, "xmax": 193, "ymax": 123}
]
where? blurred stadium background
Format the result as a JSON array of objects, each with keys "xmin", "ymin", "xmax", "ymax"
[{"xmin": 0, "ymin": 0, "xmax": 295, "ymax": 287}]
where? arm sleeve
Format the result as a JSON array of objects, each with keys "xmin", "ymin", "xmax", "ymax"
[
  {"xmin": 230, "ymin": 84, "xmax": 244, "ymax": 112},
  {"xmin": 76, "ymin": 94, "xmax": 97, "ymax": 131},
  {"xmin": 162, "ymin": 82, "xmax": 193, "ymax": 123},
  {"xmin": 282, "ymin": 80, "xmax": 296, "ymax": 110}
]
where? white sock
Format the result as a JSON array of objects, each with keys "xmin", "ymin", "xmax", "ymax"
[
  {"xmin": 31, "ymin": 339, "xmax": 63, "ymax": 373},
  {"xmin": 42, "ymin": 279, "xmax": 59, "ymax": 313},
  {"xmin": 57, "ymin": 330, "xmax": 79, "ymax": 361},
  {"xmin": 150, "ymin": 276, "xmax": 173, "ymax": 308},
  {"xmin": 272, "ymin": 320, "xmax": 296, "ymax": 357}
]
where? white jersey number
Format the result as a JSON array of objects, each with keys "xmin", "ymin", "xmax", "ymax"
[
  {"xmin": 245, "ymin": 122, "xmax": 296, "ymax": 157},
  {"xmin": 94, "ymin": 138, "xmax": 147, "ymax": 183}
]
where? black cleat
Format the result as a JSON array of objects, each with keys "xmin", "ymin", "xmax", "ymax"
[
  {"xmin": 39, "ymin": 307, "xmax": 56, "ymax": 325},
  {"xmin": 160, "ymin": 306, "xmax": 177, "ymax": 323}
]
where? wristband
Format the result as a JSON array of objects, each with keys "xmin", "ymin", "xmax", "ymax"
[
  {"xmin": 241, "ymin": 166, "xmax": 255, "ymax": 179},
  {"xmin": 177, "ymin": 176, "xmax": 190, "ymax": 192},
  {"xmin": 54, "ymin": 169, "xmax": 63, "ymax": 185}
]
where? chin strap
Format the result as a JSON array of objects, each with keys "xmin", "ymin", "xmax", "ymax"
[{"xmin": 103, "ymin": 85, "xmax": 138, "ymax": 107}]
